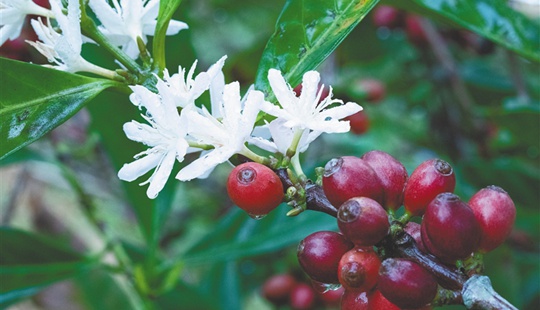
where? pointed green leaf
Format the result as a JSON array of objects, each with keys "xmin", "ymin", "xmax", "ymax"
[
  {"xmin": 255, "ymin": 0, "xmax": 379, "ymax": 97},
  {"xmin": 0, "ymin": 227, "xmax": 97, "ymax": 308},
  {"xmin": 0, "ymin": 58, "xmax": 119, "ymax": 160}
]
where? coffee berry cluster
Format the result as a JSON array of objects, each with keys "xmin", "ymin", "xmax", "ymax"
[{"xmin": 226, "ymin": 150, "xmax": 516, "ymax": 309}]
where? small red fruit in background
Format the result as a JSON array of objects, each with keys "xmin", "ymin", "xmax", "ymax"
[
  {"xmin": 378, "ymin": 258, "xmax": 437, "ymax": 309},
  {"xmin": 338, "ymin": 247, "xmax": 381, "ymax": 291},
  {"xmin": 371, "ymin": 5, "xmax": 403, "ymax": 29},
  {"xmin": 361, "ymin": 150, "xmax": 408, "ymax": 210},
  {"xmin": 421, "ymin": 193, "xmax": 480, "ymax": 262},
  {"xmin": 354, "ymin": 78, "xmax": 386, "ymax": 103},
  {"xmin": 405, "ymin": 15, "xmax": 428, "ymax": 46},
  {"xmin": 226, "ymin": 162, "xmax": 283, "ymax": 217},
  {"xmin": 297, "ymin": 231, "xmax": 354, "ymax": 284},
  {"xmin": 469, "ymin": 185, "xmax": 516, "ymax": 253},
  {"xmin": 322, "ymin": 156, "xmax": 383, "ymax": 207},
  {"xmin": 289, "ymin": 283, "xmax": 316, "ymax": 310},
  {"xmin": 261, "ymin": 273, "xmax": 297, "ymax": 306},
  {"xmin": 337, "ymin": 197, "xmax": 389, "ymax": 246},
  {"xmin": 403, "ymin": 158, "xmax": 456, "ymax": 216},
  {"xmin": 347, "ymin": 110, "xmax": 370, "ymax": 135}
]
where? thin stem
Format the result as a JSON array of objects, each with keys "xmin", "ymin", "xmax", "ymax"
[
  {"xmin": 286, "ymin": 129, "xmax": 305, "ymax": 158},
  {"xmin": 290, "ymin": 153, "xmax": 306, "ymax": 183},
  {"xmin": 240, "ymin": 145, "xmax": 271, "ymax": 166},
  {"xmin": 82, "ymin": 59, "xmax": 125, "ymax": 81},
  {"xmin": 1, "ymin": 168, "xmax": 29, "ymax": 224}
]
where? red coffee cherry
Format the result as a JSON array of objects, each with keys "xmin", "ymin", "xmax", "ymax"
[
  {"xmin": 341, "ymin": 290, "xmax": 369, "ymax": 310},
  {"xmin": 361, "ymin": 150, "xmax": 408, "ymax": 210},
  {"xmin": 346, "ymin": 110, "xmax": 370, "ymax": 135},
  {"xmin": 368, "ymin": 290, "xmax": 400, "ymax": 310},
  {"xmin": 354, "ymin": 78, "xmax": 386, "ymax": 103},
  {"xmin": 372, "ymin": 5, "xmax": 403, "ymax": 29},
  {"xmin": 405, "ymin": 15, "xmax": 428, "ymax": 46},
  {"xmin": 469, "ymin": 186, "xmax": 516, "ymax": 253},
  {"xmin": 289, "ymin": 283, "xmax": 316, "ymax": 310},
  {"xmin": 226, "ymin": 162, "xmax": 283, "ymax": 217},
  {"xmin": 404, "ymin": 222, "xmax": 427, "ymax": 253},
  {"xmin": 338, "ymin": 247, "xmax": 381, "ymax": 291},
  {"xmin": 421, "ymin": 193, "xmax": 480, "ymax": 263},
  {"xmin": 261, "ymin": 273, "xmax": 297, "ymax": 306},
  {"xmin": 338, "ymin": 197, "xmax": 389, "ymax": 246},
  {"xmin": 322, "ymin": 156, "xmax": 383, "ymax": 207},
  {"xmin": 378, "ymin": 258, "xmax": 437, "ymax": 309},
  {"xmin": 403, "ymin": 159, "xmax": 456, "ymax": 216},
  {"xmin": 297, "ymin": 231, "xmax": 354, "ymax": 284},
  {"xmin": 318, "ymin": 286, "xmax": 344, "ymax": 307}
]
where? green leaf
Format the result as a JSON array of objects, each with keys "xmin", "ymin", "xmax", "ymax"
[
  {"xmin": 255, "ymin": 0, "xmax": 380, "ymax": 98},
  {"xmin": 179, "ymin": 205, "xmax": 336, "ymax": 265},
  {"xmin": 0, "ymin": 227, "xmax": 96, "ymax": 308},
  {"xmin": 384, "ymin": 0, "xmax": 540, "ymax": 62},
  {"xmin": 0, "ymin": 58, "xmax": 118, "ymax": 160},
  {"xmin": 153, "ymin": 0, "xmax": 183, "ymax": 71}
]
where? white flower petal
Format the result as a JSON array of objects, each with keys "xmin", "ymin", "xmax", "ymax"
[
  {"xmin": 146, "ymin": 150, "xmax": 176, "ymax": 199},
  {"xmin": 118, "ymin": 151, "xmax": 161, "ymax": 182},
  {"xmin": 267, "ymin": 69, "xmax": 298, "ymax": 110},
  {"xmin": 176, "ymin": 147, "xmax": 231, "ymax": 181}
]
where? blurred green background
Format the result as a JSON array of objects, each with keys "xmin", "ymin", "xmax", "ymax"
[{"xmin": 1, "ymin": 0, "xmax": 539, "ymax": 309}]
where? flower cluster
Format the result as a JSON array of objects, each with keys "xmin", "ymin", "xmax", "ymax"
[{"xmin": 119, "ymin": 58, "xmax": 363, "ymax": 198}]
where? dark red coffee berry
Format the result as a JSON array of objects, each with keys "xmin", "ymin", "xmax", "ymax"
[
  {"xmin": 227, "ymin": 162, "xmax": 283, "ymax": 217},
  {"xmin": 338, "ymin": 197, "xmax": 389, "ymax": 246},
  {"xmin": 290, "ymin": 283, "xmax": 316, "ymax": 310},
  {"xmin": 422, "ymin": 193, "xmax": 480, "ymax": 262},
  {"xmin": 368, "ymin": 290, "xmax": 400, "ymax": 310},
  {"xmin": 378, "ymin": 258, "xmax": 437, "ymax": 309},
  {"xmin": 372, "ymin": 5, "xmax": 403, "ymax": 29},
  {"xmin": 346, "ymin": 110, "xmax": 370, "ymax": 135},
  {"xmin": 322, "ymin": 156, "xmax": 383, "ymax": 207},
  {"xmin": 297, "ymin": 231, "xmax": 354, "ymax": 284},
  {"xmin": 341, "ymin": 290, "xmax": 369, "ymax": 310},
  {"xmin": 318, "ymin": 286, "xmax": 344, "ymax": 307},
  {"xmin": 261, "ymin": 273, "xmax": 297, "ymax": 305},
  {"xmin": 404, "ymin": 222, "xmax": 426, "ymax": 253},
  {"xmin": 354, "ymin": 78, "xmax": 386, "ymax": 103},
  {"xmin": 338, "ymin": 247, "xmax": 381, "ymax": 291},
  {"xmin": 361, "ymin": 150, "xmax": 408, "ymax": 210},
  {"xmin": 469, "ymin": 186, "xmax": 516, "ymax": 253},
  {"xmin": 403, "ymin": 159, "xmax": 456, "ymax": 216},
  {"xmin": 405, "ymin": 15, "xmax": 428, "ymax": 46}
]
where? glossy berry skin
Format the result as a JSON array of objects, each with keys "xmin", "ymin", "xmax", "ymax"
[
  {"xmin": 341, "ymin": 290, "xmax": 369, "ymax": 310},
  {"xmin": 361, "ymin": 150, "xmax": 408, "ymax": 210},
  {"xmin": 404, "ymin": 222, "xmax": 427, "ymax": 253},
  {"xmin": 318, "ymin": 286, "xmax": 344, "ymax": 307},
  {"xmin": 469, "ymin": 186, "xmax": 516, "ymax": 253},
  {"xmin": 369, "ymin": 290, "xmax": 400, "ymax": 310},
  {"xmin": 261, "ymin": 274, "xmax": 297, "ymax": 305},
  {"xmin": 226, "ymin": 162, "xmax": 283, "ymax": 217},
  {"xmin": 422, "ymin": 193, "xmax": 480, "ymax": 262},
  {"xmin": 378, "ymin": 258, "xmax": 438, "ymax": 309},
  {"xmin": 338, "ymin": 247, "xmax": 381, "ymax": 291},
  {"xmin": 403, "ymin": 159, "xmax": 456, "ymax": 216},
  {"xmin": 338, "ymin": 197, "xmax": 389, "ymax": 246},
  {"xmin": 297, "ymin": 231, "xmax": 354, "ymax": 284},
  {"xmin": 322, "ymin": 156, "xmax": 383, "ymax": 207},
  {"xmin": 346, "ymin": 110, "xmax": 370, "ymax": 135},
  {"xmin": 289, "ymin": 283, "xmax": 316, "ymax": 310}
]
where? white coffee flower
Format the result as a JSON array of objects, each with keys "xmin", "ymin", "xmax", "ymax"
[
  {"xmin": 118, "ymin": 84, "xmax": 192, "ymax": 199},
  {"xmin": 89, "ymin": 0, "xmax": 188, "ymax": 58},
  {"xmin": 249, "ymin": 119, "xmax": 321, "ymax": 155},
  {"xmin": 176, "ymin": 82, "xmax": 264, "ymax": 181},
  {"xmin": 27, "ymin": 0, "xmax": 106, "ymax": 74},
  {"xmin": 0, "ymin": 0, "xmax": 53, "ymax": 46},
  {"xmin": 159, "ymin": 56, "xmax": 227, "ymax": 108},
  {"xmin": 261, "ymin": 69, "xmax": 362, "ymax": 134}
]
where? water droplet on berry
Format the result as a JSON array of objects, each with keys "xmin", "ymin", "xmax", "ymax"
[
  {"xmin": 248, "ymin": 213, "xmax": 267, "ymax": 220},
  {"xmin": 310, "ymin": 280, "xmax": 341, "ymax": 293}
]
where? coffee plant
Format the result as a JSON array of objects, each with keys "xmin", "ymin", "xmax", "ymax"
[{"xmin": 1, "ymin": 0, "xmax": 538, "ymax": 309}]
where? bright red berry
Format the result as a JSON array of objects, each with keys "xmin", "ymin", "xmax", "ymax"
[
  {"xmin": 378, "ymin": 258, "xmax": 437, "ymax": 309},
  {"xmin": 338, "ymin": 247, "xmax": 381, "ymax": 291},
  {"xmin": 469, "ymin": 186, "xmax": 516, "ymax": 253},
  {"xmin": 403, "ymin": 159, "xmax": 456, "ymax": 216},
  {"xmin": 318, "ymin": 286, "xmax": 344, "ymax": 307},
  {"xmin": 297, "ymin": 231, "xmax": 354, "ymax": 284},
  {"xmin": 226, "ymin": 162, "xmax": 283, "ymax": 217},
  {"xmin": 361, "ymin": 150, "xmax": 408, "ymax": 210},
  {"xmin": 289, "ymin": 283, "xmax": 316, "ymax": 310},
  {"xmin": 322, "ymin": 156, "xmax": 383, "ymax": 207},
  {"xmin": 368, "ymin": 290, "xmax": 400, "ymax": 310},
  {"xmin": 261, "ymin": 274, "xmax": 297, "ymax": 306},
  {"xmin": 421, "ymin": 193, "xmax": 480, "ymax": 262},
  {"xmin": 341, "ymin": 290, "xmax": 369, "ymax": 310},
  {"xmin": 346, "ymin": 110, "xmax": 370, "ymax": 135},
  {"xmin": 338, "ymin": 197, "xmax": 389, "ymax": 246}
]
